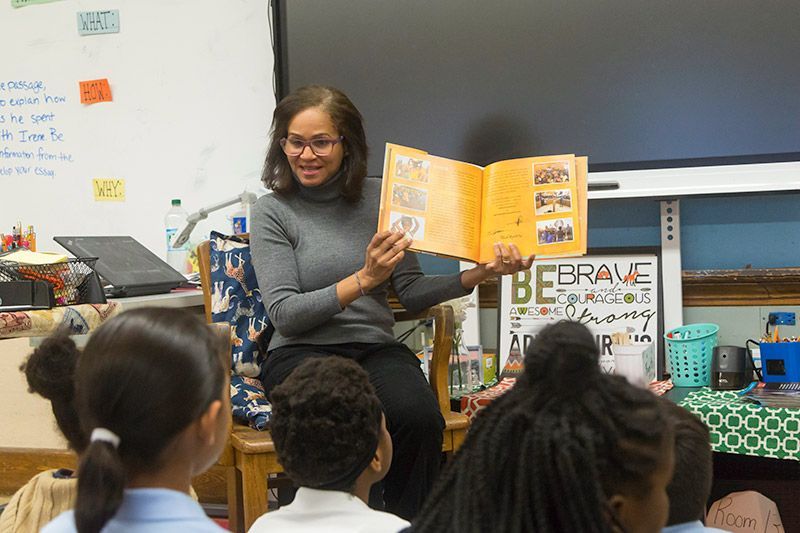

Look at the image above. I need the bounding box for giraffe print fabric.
[210,231,272,430]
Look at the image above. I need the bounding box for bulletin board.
[0,0,274,258]
[498,248,664,378]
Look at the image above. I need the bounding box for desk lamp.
[172,191,257,248]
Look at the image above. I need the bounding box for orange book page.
[537,156,588,258]
[378,143,483,262]
[479,155,584,262]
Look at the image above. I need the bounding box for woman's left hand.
[460,243,535,290]
[485,242,534,276]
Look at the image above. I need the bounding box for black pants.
[263,342,445,521]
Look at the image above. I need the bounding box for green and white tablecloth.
[679,388,800,461]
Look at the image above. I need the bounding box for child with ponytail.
[42,307,230,533]
[412,320,675,533]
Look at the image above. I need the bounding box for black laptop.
[54,236,186,298]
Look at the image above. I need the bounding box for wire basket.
[0,257,99,306]
[664,323,719,386]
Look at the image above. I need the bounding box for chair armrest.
[426,304,455,415]
[198,240,212,324]
[208,321,235,465]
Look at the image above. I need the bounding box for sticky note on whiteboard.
[77,10,120,35]
[11,0,64,8]
[79,79,112,105]
[93,178,125,202]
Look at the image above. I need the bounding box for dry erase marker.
[27,225,36,251]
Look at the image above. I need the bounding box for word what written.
[77,10,120,36]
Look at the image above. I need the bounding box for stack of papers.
[742,383,800,409]
[0,250,68,265]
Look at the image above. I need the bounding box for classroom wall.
[0,338,67,449]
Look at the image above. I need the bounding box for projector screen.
[274,0,800,181]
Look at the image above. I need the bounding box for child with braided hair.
[661,402,727,532]
[412,320,675,533]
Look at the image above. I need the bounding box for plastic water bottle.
[164,198,189,274]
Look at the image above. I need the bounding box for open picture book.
[377,143,588,263]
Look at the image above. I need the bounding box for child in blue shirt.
[42,307,230,533]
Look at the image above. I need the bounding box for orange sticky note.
[79,78,112,104]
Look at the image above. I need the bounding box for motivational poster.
[498,250,662,376]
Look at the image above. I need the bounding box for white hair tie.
[90,427,121,449]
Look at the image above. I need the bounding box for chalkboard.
[0,0,274,258]
[276,1,800,196]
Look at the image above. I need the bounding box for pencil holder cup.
[664,323,719,386]
[612,342,655,387]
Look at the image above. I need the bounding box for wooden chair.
[198,237,469,532]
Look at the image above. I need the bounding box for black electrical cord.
[745,338,763,381]
[396,319,429,344]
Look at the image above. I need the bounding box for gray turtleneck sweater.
[251,175,470,350]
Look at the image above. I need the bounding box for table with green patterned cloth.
[679,387,800,461]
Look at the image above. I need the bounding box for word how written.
[79,79,112,105]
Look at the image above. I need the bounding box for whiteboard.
[0,0,274,259]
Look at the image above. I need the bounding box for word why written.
[93,179,125,201]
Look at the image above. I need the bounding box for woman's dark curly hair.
[261,85,368,203]
[413,320,673,533]
[269,356,383,492]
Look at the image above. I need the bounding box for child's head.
[21,333,88,454]
[415,320,674,533]
[661,401,713,525]
[269,356,390,494]
[70,308,229,533]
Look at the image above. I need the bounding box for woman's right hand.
[358,230,412,291]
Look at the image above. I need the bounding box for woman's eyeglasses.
[280,136,344,157]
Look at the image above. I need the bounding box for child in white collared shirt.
[248,356,409,533]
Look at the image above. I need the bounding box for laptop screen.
[53,236,185,293]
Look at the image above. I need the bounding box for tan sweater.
[0,469,77,533]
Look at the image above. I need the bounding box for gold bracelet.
[354,272,367,296]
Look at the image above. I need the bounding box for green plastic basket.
[664,323,719,386]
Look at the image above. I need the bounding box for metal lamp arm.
[172,191,257,247]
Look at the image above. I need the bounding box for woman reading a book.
[250,85,533,520]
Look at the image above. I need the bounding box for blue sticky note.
[76,10,120,36]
